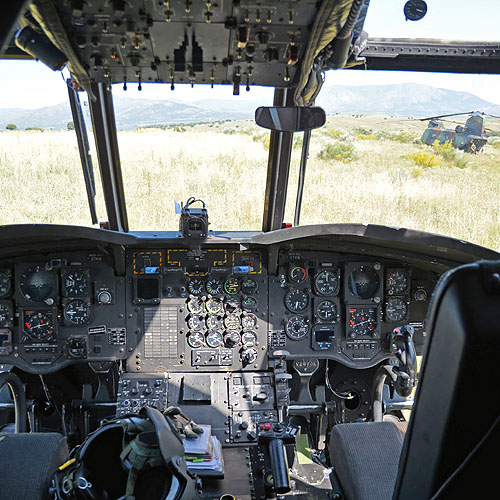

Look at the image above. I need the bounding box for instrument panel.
[0,244,437,374]
[125,248,269,373]
[268,250,435,367]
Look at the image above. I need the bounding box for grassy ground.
[0,114,499,251]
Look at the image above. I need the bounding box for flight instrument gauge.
[188,315,205,331]
[316,300,338,322]
[206,315,223,331]
[188,297,205,314]
[224,330,240,348]
[242,296,258,311]
[314,269,339,296]
[224,313,240,330]
[206,330,224,348]
[0,270,12,298]
[386,270,409,296]
[347,307,378,337]
[285,316,310,340]
[23,310,56,341]
[224,278,240,295]
[289,265,307,284]
[19,266,57,303]
[284,288,309,313]
[64,300,91,326]
[242,313,258,330]
[205,297,223,315]
[206,278,223,296]
[241,278,258,294]
[62,269,89,297]
[241,330,257,346]
[404,0,427,21]
[385,298,409,323]
[187,331,205,348]
[187,278,204,296]
[348,265,380,300]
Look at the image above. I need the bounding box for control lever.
[391,325,417,397]
[258,423,299,495]
[372,325,416,421]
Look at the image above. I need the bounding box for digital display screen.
[233,266,250,273]
[145,266,159,274]
[315,330,334,342]
[135,277,161,300]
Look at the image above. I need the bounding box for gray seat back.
[394,261,500,499]
[0,432,68,499]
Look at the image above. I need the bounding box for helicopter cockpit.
[1,1,500,499]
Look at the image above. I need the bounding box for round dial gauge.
[224,298,240,313]
[242,347,258,364]
[23,310,55,340]
[385,298,409,323]
[241,330,257,346]
[205,297,223,315]
[348,266,380,300]
[64,300,91,326]
[404,0,427,21]
[242,296,258,311]
[284,288,309,313]
[316,300,338,322]
[187,331,205,348]
[206,315,224,331]
[187,278,204,296]
[19,266,57,302]
[386,271,409,296]
[289,265,307,284]
[285,315,310,340]
[0,303,12,327]
[224,330,240,348]
[206,330,224,348]
[63,270,89,297]
[188,315,205,331]
[242,313,258,330]
[314,270,339,296]
[187,297,204,314]
[224,278,240,295]
[0,270,12,298]
[241,278,258,294]
[348,307,378,337]
[206,278,223,296]
[224,313,240,330]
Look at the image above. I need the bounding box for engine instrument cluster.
[125,248,269,373]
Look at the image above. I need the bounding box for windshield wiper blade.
[67,78,98,225]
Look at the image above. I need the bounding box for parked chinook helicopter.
[1,1,500,500]
[420,111,490,153]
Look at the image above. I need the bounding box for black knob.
[239,421,248,430]
[247,431,257,441]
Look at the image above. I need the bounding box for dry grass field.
[1,114,500,251]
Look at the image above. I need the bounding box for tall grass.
[0,118,499,251]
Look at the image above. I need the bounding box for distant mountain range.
[1,83,499,130]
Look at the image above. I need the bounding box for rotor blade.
[417,111,479,121]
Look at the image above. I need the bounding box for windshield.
[1,0,499,250]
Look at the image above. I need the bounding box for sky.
[0,0,499,108]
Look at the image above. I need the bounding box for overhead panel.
[51,0,318,90]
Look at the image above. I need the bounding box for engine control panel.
[125,248,269,373]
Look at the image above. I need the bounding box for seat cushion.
[0,433,68,500]
[329,422,405,500]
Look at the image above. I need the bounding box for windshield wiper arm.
[67,78,98,225]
